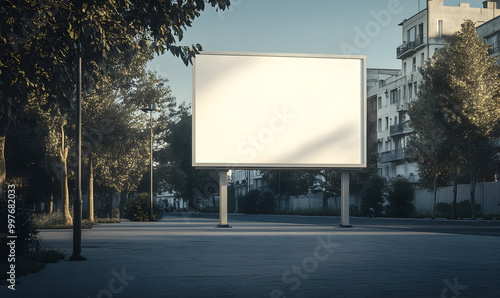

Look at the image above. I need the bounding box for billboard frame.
[192,51,367,170]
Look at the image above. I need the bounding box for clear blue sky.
[147,0,483,105]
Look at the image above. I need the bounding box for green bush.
[360,174,386,217]
[258,189,276,214]
[124,193,163,221]
[33,210,94,229]
[435,202,452,218]
[456,200,481,219]
[385,178,415,218]
[243,189,261,214]
[0,196,38,255]
[0,238,65,280]
[349,204,361,216]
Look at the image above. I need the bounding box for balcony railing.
[487,42,499,55]
[396,102,409,112]
[379,148,408,163]
[390,121,413,137]
[397,35,425,59]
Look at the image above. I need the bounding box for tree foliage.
[385,178,415,218]
[360,174,386,217]
[261,170,319,198]
[155,104,217,210]
[0,0,231,195]
[408,20,500,219]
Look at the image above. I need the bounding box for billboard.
[193,52,366,169]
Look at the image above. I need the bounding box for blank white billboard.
[193,52,366,169]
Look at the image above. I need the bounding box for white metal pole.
[217,170,231,228]
[340,171,352,227]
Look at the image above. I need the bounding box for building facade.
[370,0,500,182]
[231,170,265,197]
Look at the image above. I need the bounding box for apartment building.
[370,0,500,182]
[477,15,500,59]
[231,170,265,197]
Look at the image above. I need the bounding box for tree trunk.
[432,172,438,219]
[46,177,54,214]
[49,191,54,214]
[88,153,94,222]
[60,122,72,225]
[470,178,477,220]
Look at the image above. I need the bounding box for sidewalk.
[2,214,499,297]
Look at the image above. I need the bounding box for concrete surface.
[2,213,499,298]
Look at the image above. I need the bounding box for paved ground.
[2,213,499,298]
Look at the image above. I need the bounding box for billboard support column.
[217,170,231,228]
[340,171,353,228]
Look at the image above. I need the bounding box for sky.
[147,0,484,106]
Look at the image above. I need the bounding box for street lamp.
[141,103,161,221]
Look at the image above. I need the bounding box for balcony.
[396,102,409,112]
[488,42,499,55]
[379,148,409,163]
[397,35,426,59]
[390,121,413,137]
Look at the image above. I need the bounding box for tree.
[261,170,319,198]
[0,0,231,195]
[409,20,500,219]
[155,104,217,210]
[386,178,415,218]
[360,174,385,217]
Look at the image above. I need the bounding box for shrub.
[0,196,38,255]
[258,189,276,214]
[349,204,361,216]
[243,190,261,214]
[360,174,386,217]
[456,200,482,219]
[124,193,163,221]
[385,178,415,218]
[435,202,452,218]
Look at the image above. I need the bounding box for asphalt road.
[3,212,499,298]
[184,212,500,237]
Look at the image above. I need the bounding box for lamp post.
[141,103,161,221]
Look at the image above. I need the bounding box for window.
[408,83,413,98]
[408,26,416,43]
[378,118,382,132]
[378,97,382,109]
[412,57,417,73]
[403,62,407,75]
[414,82,418,96]
[421,53,425,67]
[403,85,407,99]
[390,89,398,104]
[438,20,443,37]
[385,117,389,131]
